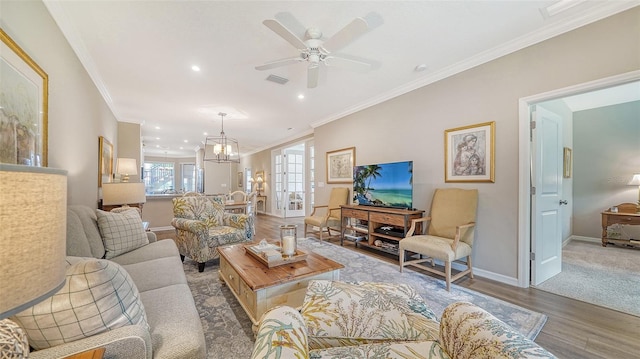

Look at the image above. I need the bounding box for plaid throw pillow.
[96,209,148,259]
[12,258,149,350]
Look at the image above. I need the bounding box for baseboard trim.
[443,260,520,287]
[568,235,601,244]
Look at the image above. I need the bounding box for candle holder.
[279,224,297,258]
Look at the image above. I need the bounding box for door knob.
[559,200,568,205]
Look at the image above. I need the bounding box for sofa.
[171,194,254,272]
[11,205,206,359]
[251,280,556,359]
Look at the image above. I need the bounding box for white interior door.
[531,105,563,285]
[285,149,305,217]
[271,146,305,218]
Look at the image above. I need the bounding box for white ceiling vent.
[266,74,289,85]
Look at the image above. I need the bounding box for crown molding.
[311,2,639,129]
[43,0,118,118]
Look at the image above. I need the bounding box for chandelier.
[203,112,240,163]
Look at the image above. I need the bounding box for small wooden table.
[601,209,640,247]
[217,241,343,325]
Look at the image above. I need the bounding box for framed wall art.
[98,136,113,187]
[326,147,355,183]
[563,147,572,178]
[444,121,495,183]
[0,28,49,166]
[237,171,243,188]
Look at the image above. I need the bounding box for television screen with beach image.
[353,160,413,209]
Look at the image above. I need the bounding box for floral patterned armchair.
[171,195,253,272]
[251,280,556,359]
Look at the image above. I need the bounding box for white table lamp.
[116,158,138,182]
[0,164,68,355]
[103,182,147,207]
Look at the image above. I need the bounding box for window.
[143,161,175,194]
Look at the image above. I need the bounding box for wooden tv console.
[340,204,424,257]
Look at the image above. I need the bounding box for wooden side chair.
[399,188,478,291]
[304,187,349,241]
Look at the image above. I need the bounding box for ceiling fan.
[255,13,380,88]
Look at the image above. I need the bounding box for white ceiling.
[44,1,639,158]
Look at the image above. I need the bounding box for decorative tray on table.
[244,241,308,268]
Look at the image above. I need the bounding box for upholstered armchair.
[399,188,478,291]
[171,195,253,272]
[304,187,349,240]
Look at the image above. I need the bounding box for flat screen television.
[353,160,413,209]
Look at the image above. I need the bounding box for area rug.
[184,238,548,359]
[535,239,640,317]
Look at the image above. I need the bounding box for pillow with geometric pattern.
[12,258,149,350]
[96,209,148,259]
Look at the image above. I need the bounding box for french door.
[272,146,305,217]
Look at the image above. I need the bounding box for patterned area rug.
[183,238,547,359]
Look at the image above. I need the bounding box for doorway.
[518,70,640,288]
[272,143,306,218]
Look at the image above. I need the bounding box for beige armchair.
[399,188,478,291]
[304,187,349,240]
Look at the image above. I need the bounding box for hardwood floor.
[156,214,640,359]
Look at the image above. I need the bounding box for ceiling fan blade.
[307,64,319,89]
[274,12,307,41]
[262,19,307,50]
[324,55,373,72]
[255,57,303,71]
[322,17,369,53]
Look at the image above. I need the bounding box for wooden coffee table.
[217,241,344,325]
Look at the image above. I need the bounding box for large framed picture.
[444,121,495,183]
[326,147,355,183]
[0,28,49,166]
[98,136,113,187]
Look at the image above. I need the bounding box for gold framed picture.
[98,136,113,187]
[326,147,355,183]
[445,121,495,183]
[238,171,243,187]
[563,147,572,178]
[0,28,49,166]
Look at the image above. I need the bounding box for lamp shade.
[116,158,138,182]
[0,164,67,319]
[628,173,640,186]
[102,182,147,205]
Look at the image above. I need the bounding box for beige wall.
[1,0,119,208]
[117,122,142,183]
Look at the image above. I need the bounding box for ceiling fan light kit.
[203,112,240,163]
[255,14,379,88]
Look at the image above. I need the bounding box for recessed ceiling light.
[155,126,161,130]
[297,94,305,99]
[156,137,160,140]
[203,132,208,136]
[180,147,184,150]
[184,140,188,143]
[192,65,201,72]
